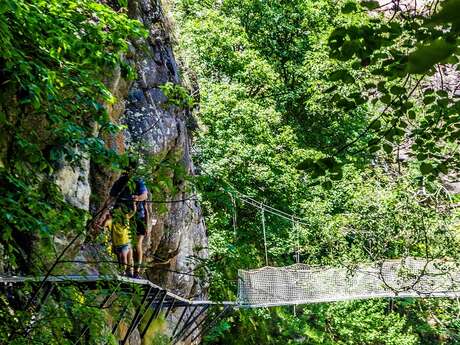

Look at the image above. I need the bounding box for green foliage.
[160,82,195,109]
[174,0,460,343]
[407,39,456,74]
[326,0,460,179]
[321,300,418,345]
[0,0,147,343]
[139,310,169,344]
[215,300,426,345]
[0,0,145,270]
[1,282,133,345]
[1,0,459,343]
[361,1,380,10]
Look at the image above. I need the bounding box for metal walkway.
[3,258,459,344]
[0,274,236,345]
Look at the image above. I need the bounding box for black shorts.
[135,217,147,236]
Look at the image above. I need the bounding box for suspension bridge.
[2,179,459,344]
[2,255,459,344]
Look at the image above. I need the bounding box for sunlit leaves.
[407,39,456,74]
[0,2,148,342]
[325,0,460,181]
[175,1,460,344]
[430,0,460,29]
[159,82,195,109]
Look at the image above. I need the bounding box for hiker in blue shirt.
[109,171,150,279]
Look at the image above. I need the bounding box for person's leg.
[134,217,146,276]
[127,246,134,277]
[115,248,123,269]
[134,235,144,276]
[120,247,128,274]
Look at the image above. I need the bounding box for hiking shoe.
[133,273,142,279]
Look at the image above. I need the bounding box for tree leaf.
[322,180,333,190]
[380,94,392,104]
[437,162,448,174]
[420,162,434,175]
[423,96,435,105]
[370,119,381,130]
[361,1,380,10]
[407,39,456,74]
[382,143,393,153]
[390,85,405,95]
[342,2,358,14]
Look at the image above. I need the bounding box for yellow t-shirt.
[107,218,131,247]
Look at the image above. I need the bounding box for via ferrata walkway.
[0,274,235,345]
[2,257,460,344]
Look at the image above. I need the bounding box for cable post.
[293,216,299,264]
[262,207,268,266]
[230,192,237,237]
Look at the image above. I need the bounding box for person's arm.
[127,202,137,219]
[133,192,148,202]
[95,209,111,229]
[102,217,112,232]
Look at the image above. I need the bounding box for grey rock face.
[56,1,208,342]
[120,1,208,343]
[125,0,208,300]
[54,155,91,210]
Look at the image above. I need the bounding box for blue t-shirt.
[136,179,147,219]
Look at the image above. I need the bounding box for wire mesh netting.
[238,258,460,306]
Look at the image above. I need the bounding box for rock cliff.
[54,0,208,343]
[124,0,208,300]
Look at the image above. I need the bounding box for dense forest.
[173,0,460,343]
[1,0,460,344]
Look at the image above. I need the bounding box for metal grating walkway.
[0,274,235,345]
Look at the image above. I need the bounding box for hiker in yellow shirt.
[104,203,136,277]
